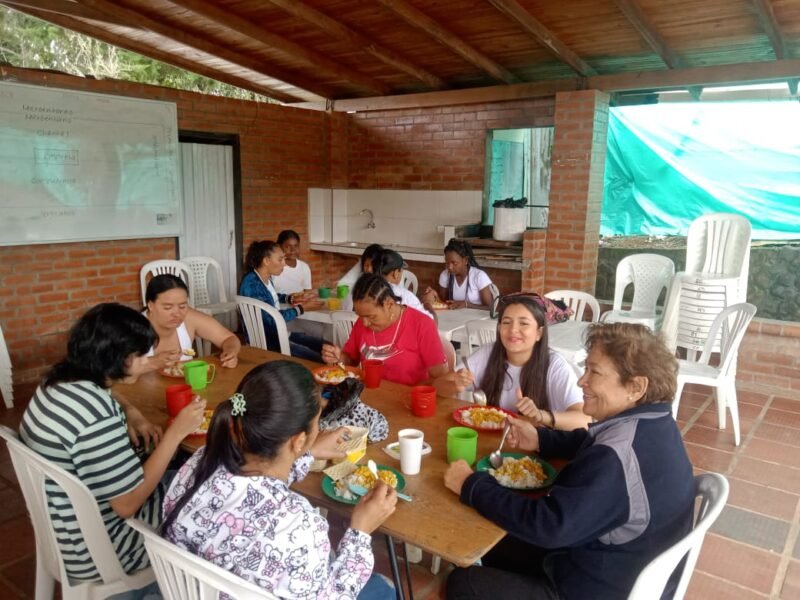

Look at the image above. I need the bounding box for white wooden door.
[178,143,237,301]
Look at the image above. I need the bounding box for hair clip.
[230,393,247,417]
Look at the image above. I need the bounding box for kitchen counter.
[310,241,523,270]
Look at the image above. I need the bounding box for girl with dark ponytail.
[162,360,397,599]
[422,238,495,309]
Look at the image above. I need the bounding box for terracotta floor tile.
[685,571,768,600]
[762,408,800,429]
[0,460,18,490]
[0,487,27,525]
[685,443,735,474]
[0,555,36,598]
[0,517,34,565]
[744,438,800,469]
[781,559,800,599]
[726,476,799,521]
[752,422,800,447]
[0,576,25,599]
[771,396,800,414]
[692,409,756,438]
[733,457,800,494]
[684,424,740,452]
[695,533,781,594]
[737,390,771,407]
[711,506,789,552]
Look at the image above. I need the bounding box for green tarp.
[603,102,800,240]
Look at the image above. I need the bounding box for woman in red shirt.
[322,274,449,386]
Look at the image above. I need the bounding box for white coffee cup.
[398,428,424,475]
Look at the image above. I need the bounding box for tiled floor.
[1,382,799,599]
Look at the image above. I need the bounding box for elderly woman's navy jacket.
[460,402,695,600]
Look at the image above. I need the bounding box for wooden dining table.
[114,346,510,598]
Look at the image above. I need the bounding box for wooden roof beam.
[376,0,520,84]
[264,0,447,90]
[76,0,335,100]
[488,0,595,77]
[4,5,303,102]
[751,0,787,59]
[166,0,390,96]
[610,1,702,101]
[2,0,127,26]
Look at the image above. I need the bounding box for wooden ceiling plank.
[166,0,389,96]
[291,78,581,112]
[264,0,447,90]
[75,0,336,99]
[2,0,127,27]
[611,0,682,68]
[751,0,787,60]
[376,0,520,84]
[488,0,595,77]
[4,5,302,102]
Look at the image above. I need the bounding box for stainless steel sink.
[338,241,367,248]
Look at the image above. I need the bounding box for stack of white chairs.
[139,260,195,307]
[0,322,13,408]
[601,254,675,331]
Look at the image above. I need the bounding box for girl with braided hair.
[422,238,495,309]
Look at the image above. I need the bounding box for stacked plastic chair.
[601,254,675,331]
[0,322,12,408]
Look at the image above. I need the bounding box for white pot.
[493,208,528,241]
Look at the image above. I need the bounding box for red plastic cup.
[410,385,437,418]
[166,383,193,417]
[362,359,384,389]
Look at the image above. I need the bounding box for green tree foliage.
[0,6,271,102]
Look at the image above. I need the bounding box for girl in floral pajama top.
[161,361,397,599]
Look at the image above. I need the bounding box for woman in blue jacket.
[239,240,326,361]
[444,322,695,600]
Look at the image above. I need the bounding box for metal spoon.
[461,357,487,406]
[489,423,512,468]
[348,482,413,502]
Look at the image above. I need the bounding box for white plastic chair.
[0,425,155,600]
[402,270,419,295]
[601,254,675,331]
[127,519,277,600]
[0,322,13,408]
[235,296,291,356]
[465,319,498,354]
[628,473,730,600]
[545,290,600,322]
[180,256,238,320]
[685,213,751,282]
[672,302,756,446]
[330,310,357,347]
[439,331,457,370]
[139,260,194,307]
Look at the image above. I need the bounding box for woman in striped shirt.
[20,303,206,588]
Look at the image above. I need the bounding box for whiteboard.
[0,81,181,245]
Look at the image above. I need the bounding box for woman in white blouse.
[272,229,313,296]
[422,238,494,309]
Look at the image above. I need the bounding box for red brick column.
[521,229,547,292]
[543,90,610,293]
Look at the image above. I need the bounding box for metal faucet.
[360,209,376,229]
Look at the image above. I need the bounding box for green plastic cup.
[447,426,478,465]
[183,360,215,390]
[318,287,331,299]
[337,284,349,299]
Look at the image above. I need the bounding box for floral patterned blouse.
[163,449,374,599]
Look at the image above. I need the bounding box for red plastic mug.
[410,385,437,418]
[165,383,193,417]
[362,359,384,389]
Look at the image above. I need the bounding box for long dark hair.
[145,274,189,305]
[445,238,480,300]
[44,303,157,389]
[361,244,384,271]
[480,296,551,410]
[352,273,399,306]
[243,240,279,273]
[161,361,321,534]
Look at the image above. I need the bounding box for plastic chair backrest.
[686,213,751,278]
[613,254,675,313]
[693,302,756,374]
[140,260,194,307]
[544,290,600,322]
[628,473,729,600]
[180,256,228,306]
[465,319,498,354]
[331,310,357,347]
[439,332,457,370]
[127,519,277,600]
[488,283,501,303]
[235,296,290,356]
[402,270,419,295]
[0,323,12,408]
[0,425,154,598]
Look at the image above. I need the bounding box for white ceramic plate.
[382,441,432,461]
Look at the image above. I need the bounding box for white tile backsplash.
[308,188,482,248]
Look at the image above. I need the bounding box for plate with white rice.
[476,453,557,490]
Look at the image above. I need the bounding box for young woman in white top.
[423,238,494,309]
[434,295,591,430]
[272,229,313,296]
